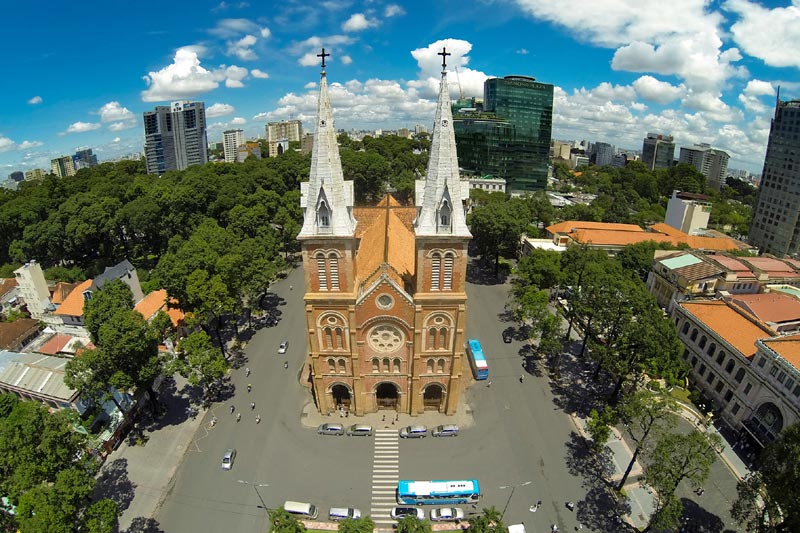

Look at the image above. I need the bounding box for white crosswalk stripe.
[370,429,399,528]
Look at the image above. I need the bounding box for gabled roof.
[762,335,800,371]
[740,257,800,278]
[354,196,416,286]
[658,252,725,281]
[134,289,185,327]
[547,220,644,234]
[92,259,135,291]
[51,281,78,305]
[0,352,78,402]
[730,293,800,324]
[54,279,93,317]
[0,278,17,299]
[680,300,776,359]
[0,319,40,350]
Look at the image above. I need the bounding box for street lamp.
[237,479,270,515]
[499,481,531,520]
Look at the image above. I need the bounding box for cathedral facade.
[298,50,471,416]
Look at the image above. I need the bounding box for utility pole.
[499,481,531,520]
[238,480,270,515]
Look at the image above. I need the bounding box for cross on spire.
[317,47,330,69]
[438,47,451,70]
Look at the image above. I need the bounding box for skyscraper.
[73,148,98,170]
[223,129,244,163]
[143,101,208,175]
[679,143,730,191]
[50,155,76,177]
[453,75,554,192]
[592,142,615,167]
[749,98,800,256]
[641,132,675,171]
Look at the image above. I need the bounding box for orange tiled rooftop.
[681,300,775,359]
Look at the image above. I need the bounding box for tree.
[586,407,616,451]
[83,278,135,344]
[15,468,105,533]
[731,422,800,532]
[82,498,120,533]
[615,240,670,282]
[338,516,375,533]
[469,201,526,276]
[642,431,723,532]
[467,506,505,533]
[0,392,19,418]
[615,390,678,490]
[269,507,306,533]
[513,249,562,294]
[169,331,229,394]
[396,515,432,533]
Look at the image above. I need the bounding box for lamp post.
[499,481,531,520]
[237,480,269,515]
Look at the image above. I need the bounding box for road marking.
[371,429,399,521]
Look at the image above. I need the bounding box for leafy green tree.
[642,431,723,532]
[396,514,433,533]
[0,393,19,418]
[84,278,135,344]
[615,390,678,490]
[82,498,120,533]
[467,506,505,533]
[513,249,562,294]
[586,406,616,451]
[731,422,800,532]
[269,507,306,533]
[1,308,29,322]
[615,240,670,282]
[341,150,391,204]
[469,201,526,275]
[149,309,175,342]
[169,331,229,393]
[338,516,375,533]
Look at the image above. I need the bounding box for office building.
[679,144,730,191]
[453,75,554,192]
[73,149,98,170]
[665,191,712,235]
[8,171,23,182]
[266,119,302,144]
[641,132,675,171]
[143,100,208,175]
[749,98,800,257]
[223,129,244,163]
[592,142,615,167]
[50,156,76,178]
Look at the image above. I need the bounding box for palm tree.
[468,506,507,533]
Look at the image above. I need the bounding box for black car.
[502,328,513,343]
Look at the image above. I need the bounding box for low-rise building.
[0,319,42,351]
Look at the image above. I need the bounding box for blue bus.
[466,339,489,380]
[397,479,481,505]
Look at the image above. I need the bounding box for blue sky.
[1,0,798,175]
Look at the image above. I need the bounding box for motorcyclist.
[236,413,241,422]
[247,383,252,393]
[255,414,261,424]
[284,361,288,369]
[250,401,255,410]
[245,367,250,377]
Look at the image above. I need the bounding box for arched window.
[329,253,339,290]
[393,359,401,373]
[725,360,735,374]
[716,351,726,365]
[690,329,698,341]
[437,359,445,373]
[383,358,390,373]
[699,336,707,349]
[427,359,434,373]
[443,253,454,290]
[428,327,437,349]
[324,328,333,349]
[735,368,746,383]
[327,358,336,372]
[707,343,716,357]
[317,253,328,290]
[335,328,343,350]
[318,200,330,228]
[682,322,690,334]
[431,253,441,291]
[372,358,379,372]
[439,327,448,350]
[338,359,346,373]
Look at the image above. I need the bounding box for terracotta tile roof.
[54,279,93,317]
[0,319,41,350]
[650,223,746,252]
[354,197,417,285]
[37,334,72,355]
[730,293,800,324]
[134,289,185,327]
[50,282,78,305]
[680,300,775,359]
[709,255,755,276]
[386,209,416,279]
[0,278,17,299]
[547,220,644,235]
[740,257,800,278]
[573,229,674,247]
[673,260,725,281]
[762,334,800,371]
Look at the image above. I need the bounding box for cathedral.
[298,49,471,416]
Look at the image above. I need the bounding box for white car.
[430,508,465,521]
[391,507,425,520]
[278,341,289,354]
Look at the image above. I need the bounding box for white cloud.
[385,4,405,17]
[304,82,317,89]
[209,18,264,38]
[18,140,43,150]
[207,103,236,117]
[223,65,249,88]
[108,121,137,132]
[66,121,102,133]
[632,75,685,104]
[260,27,271,38]
[681,91,744,122]
[725,0,800,68]
[341,55,352,65]
[290,35,356,66]
[0,137,44,152]
[738,79,775,113]
[299,53,320,67]
[231,117,247,124]
[409,39,488,98]
[28,96,42,105]
[112,137,121,143]
[251,68,269,79]
[516,48,529,55]
[227,34,258,61]
[141,47,220,101]
[0,137,16,152]
[98,101,135,122]
[342,13,377,32]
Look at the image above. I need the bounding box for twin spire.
[299,47,469,240]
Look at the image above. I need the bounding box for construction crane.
[455,66,464,100]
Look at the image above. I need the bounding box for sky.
[1,0,799,176]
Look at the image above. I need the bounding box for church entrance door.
[376,382,399,410]
[423,384,444,411]
[331,384,351,409]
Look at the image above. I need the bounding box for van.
[508,524,526,533]
[432,424,459,437]
[346,424,373,436]
[329,507,361,521]
[284,500,319,519]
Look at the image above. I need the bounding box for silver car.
[430,508,465,521]
[278,341,289,354]
[221,448,236,471]
[432,424,459,437]
[399,425,428,438]
[391,507,425,520]
[317,423,345,436]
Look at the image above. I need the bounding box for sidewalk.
[94,375,207,532]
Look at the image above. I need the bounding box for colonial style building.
[299,50,471,416]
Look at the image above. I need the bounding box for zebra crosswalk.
[370,429,399,528]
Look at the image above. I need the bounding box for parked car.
[347,424,373,436]
[221,448,236,471]
[317,423,345,436]
[399,425,428,438]
[432,424,459,437]
[430,508,465,521]
[329,507,361,521]
[391,507,425,520]
[278,341,289,354]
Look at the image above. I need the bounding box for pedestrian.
[566,501,575,511]
[230,405,235,414]
[487,380,492,388]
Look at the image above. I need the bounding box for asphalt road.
[154,262,622,532]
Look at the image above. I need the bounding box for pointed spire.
[415,53,470,237]
[299,51,355,238]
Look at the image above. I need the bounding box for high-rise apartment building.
[592,142,615,166]
[749,98,800,256]
[453,75,554,192]
[143,101,208,175]
[24,169,46,181]
[50,155,76,178]
[266,119,302,143]
[223,129,244,163]
[679,143,730,191]
[237,141,262,162]
[73,149,98,170]
[641,132,675,171]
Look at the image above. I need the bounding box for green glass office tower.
[453,75,554,192]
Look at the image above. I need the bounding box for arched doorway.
[423,384,445,411]
[376,382,399,410]
[331,384,351,410]
[749,402,784,444]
